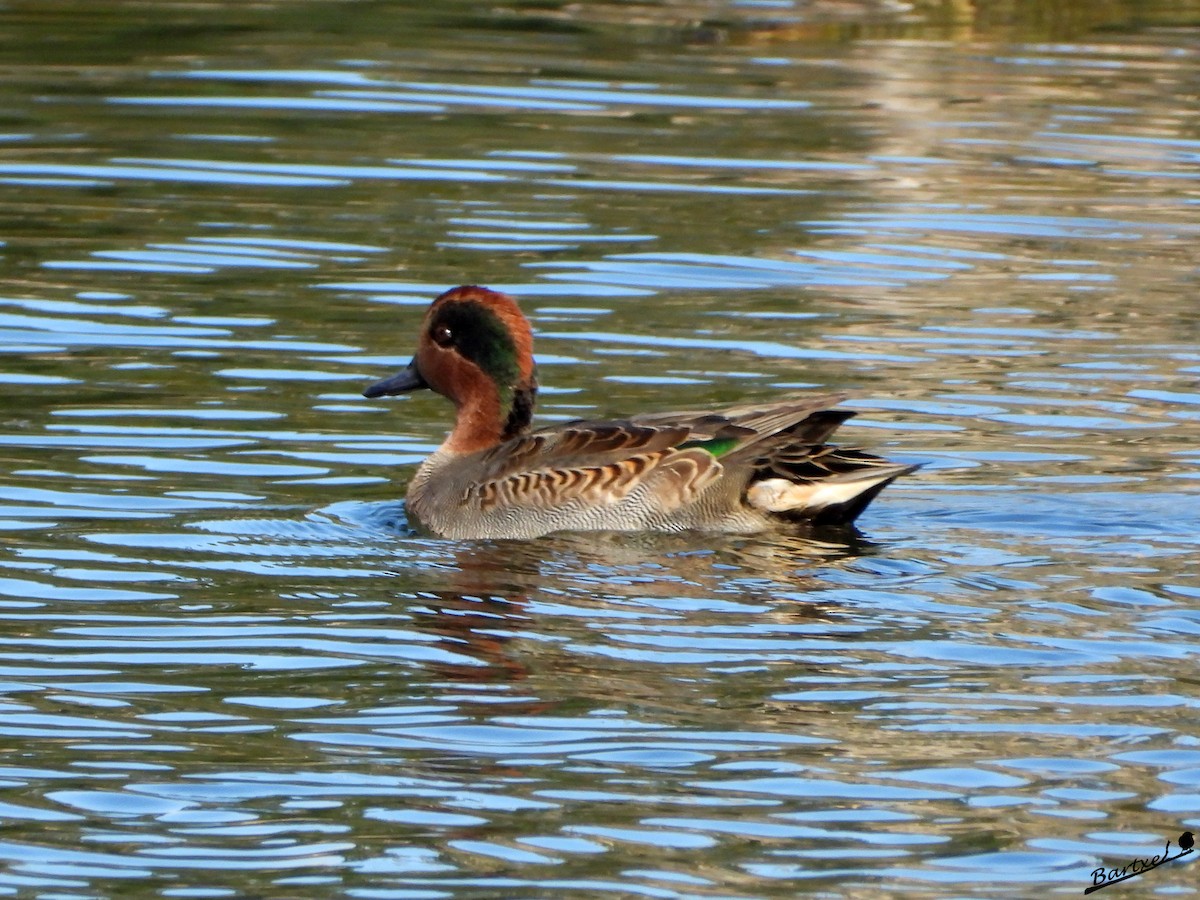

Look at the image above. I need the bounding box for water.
[1,1,1199,897]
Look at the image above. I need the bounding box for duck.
[363,285,917,540]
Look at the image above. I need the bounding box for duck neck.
[444,377,537,455]
[502,379,536,439]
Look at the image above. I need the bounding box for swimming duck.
[363,285,916,540]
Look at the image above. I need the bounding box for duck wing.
[640,393,916,526]
[464,393,887,518]
[466,420,724,513]
[631,393,851,444]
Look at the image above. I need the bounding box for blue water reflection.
[0,2,1198,898]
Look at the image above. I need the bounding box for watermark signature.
[1084,831,1194,894]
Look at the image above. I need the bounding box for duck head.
[363,286,538,454]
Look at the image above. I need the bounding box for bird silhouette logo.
[1085,829,1196,893]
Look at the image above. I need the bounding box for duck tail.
[745,454,919,526]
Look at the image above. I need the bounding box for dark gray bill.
[362,362,428,398]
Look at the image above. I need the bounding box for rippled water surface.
[2,1,1199,896]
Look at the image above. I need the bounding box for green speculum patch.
[681,436,741,458]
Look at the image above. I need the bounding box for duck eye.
[431,324,454,347]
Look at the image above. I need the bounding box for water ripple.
[0,10,1197,900]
